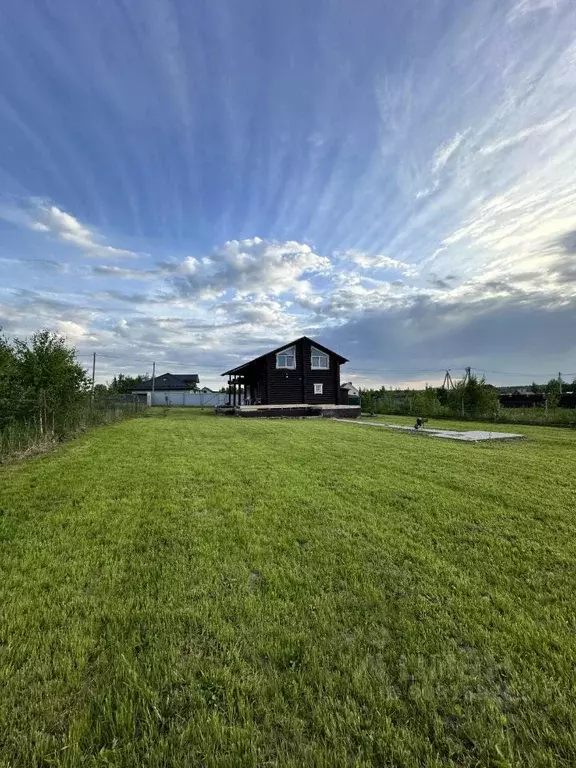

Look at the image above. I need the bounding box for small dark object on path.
[414,417,428,430]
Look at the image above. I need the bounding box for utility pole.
[559,372,562,395]
[442,370,454,390]
[152,361,156,401]
[460,367,471,419]
[91,352,96,402]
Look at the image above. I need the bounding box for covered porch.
[223,359,266,406]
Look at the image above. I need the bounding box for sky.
[1,0,576,390]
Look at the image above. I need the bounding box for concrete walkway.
[334,419,524,442]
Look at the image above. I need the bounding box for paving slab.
[334,420,524,442]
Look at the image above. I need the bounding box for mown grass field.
[1,409,576,767]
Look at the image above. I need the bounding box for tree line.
[94,373,149,397]
[360,374,576,420]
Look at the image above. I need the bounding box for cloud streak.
[1,199,141,259]
[431,131,468,174]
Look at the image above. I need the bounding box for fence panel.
[150,392,229,407]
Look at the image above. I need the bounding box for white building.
[341,381,360,398]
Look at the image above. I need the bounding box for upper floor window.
[276,346,296,369]
[311,346,329,369]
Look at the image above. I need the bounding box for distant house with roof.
[131,372,199,402]
[340,381,360,398]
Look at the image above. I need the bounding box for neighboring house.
[198,386,215,393]
[131,372,199,401]
[498,386,531,395]
[341,381,359,398]
[172,373,200,389]
[222,336,349,406]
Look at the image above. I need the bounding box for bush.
[0,328,146,462]
[447,375,500,419]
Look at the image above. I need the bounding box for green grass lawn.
[1,409,576,767]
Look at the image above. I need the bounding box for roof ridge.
[222,336,348,376]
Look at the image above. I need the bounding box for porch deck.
[215,403,361,419]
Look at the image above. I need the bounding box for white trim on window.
[311,346,329,370]
[276,345,296,369]
[313,383,323,395]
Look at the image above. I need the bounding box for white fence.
[149,391,230,407]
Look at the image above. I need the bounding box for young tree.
[13,329,89,432]
[447,374,499,418]
[545,378,562,409]
[109,373,147,394]
[0,330,18,427]
[412,386,443,416]
[436,386,448,405]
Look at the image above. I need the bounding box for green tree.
[412,386,443,416]
[13,329,89,433]
[109,373,147,394]
[0,330,19,427]
[531,381,544,394]
[447,374,499,418]
[436,386,448,405]
[545,378,562,409]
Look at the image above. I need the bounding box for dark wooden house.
[222,337,349,407]
[132,373,199,394]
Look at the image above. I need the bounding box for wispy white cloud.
[508,0,566,23]
[479,112,572,155]
[0,199,141,259]
[340,250,418,276]
[92,265,159,279]
[431,131,468,174]
[32,203,140,259]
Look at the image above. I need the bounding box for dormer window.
[311,346,329,369]
[276,345,296,369]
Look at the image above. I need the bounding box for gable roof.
[178,373,200,385]
[222,336,348,376]
[132,372,199,391]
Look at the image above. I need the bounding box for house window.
[311,346,329,369]
[276,346,296,369]
[314,383,323,395]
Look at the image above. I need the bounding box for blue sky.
[1,0,575,388]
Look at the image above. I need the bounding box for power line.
[472,367,574,379]
[80,354,456,376]
[77,351,576,381]
[77,352,226,370]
